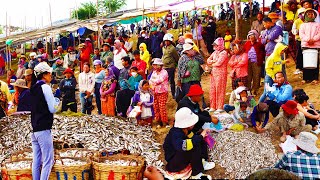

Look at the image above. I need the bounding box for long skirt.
[101,96,115,116]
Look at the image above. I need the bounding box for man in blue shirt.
[275,132,320,179]
[262,71,292,117]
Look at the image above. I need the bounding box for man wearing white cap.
[177,43,204,97]
[113,40,127,69]
[30,62,57,180]
[275,132,320,179]
[163,107,215,179]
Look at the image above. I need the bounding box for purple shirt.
[248,46,257,63]
[261,25,283,56]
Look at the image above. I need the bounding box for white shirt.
[78,71,95,93]
[124,41,133,52]
[113,48,127,69]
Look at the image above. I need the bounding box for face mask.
[209,20,213,22]
[141,34,146,38]
[131,72,137,77]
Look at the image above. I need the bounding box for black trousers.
[165,68,176,98]
[266,100,285,117]
[166,140,207,176]
[61,99,77,112]
[296,41,303,70]
[306,109,319,127]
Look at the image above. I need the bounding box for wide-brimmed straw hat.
[293,132,320,154]
[10,79,28,89]
[174,107,199,128]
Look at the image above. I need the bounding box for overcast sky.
[0,0,176,28]
[0,0,270,28]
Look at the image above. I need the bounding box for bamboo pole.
[96,0,100,49]
[234,0,239,40]
[49,2,54,55]
[194,0,199,47]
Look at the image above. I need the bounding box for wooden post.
[194,0,199,47]
[263,0,265,15]
[96,0,100,49]
[234,0,239,40]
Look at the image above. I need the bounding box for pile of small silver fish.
[59,149,95,158]
[209,130,279,179]
[103,159,139,166]
[5,160,32,170]
[0,115,163,168]
[55,158,87,166]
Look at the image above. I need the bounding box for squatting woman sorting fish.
[30,62,57,180]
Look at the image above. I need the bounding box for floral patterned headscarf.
[213,37,225,52]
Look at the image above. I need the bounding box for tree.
[72,2,97,20]
[103,0,126,15]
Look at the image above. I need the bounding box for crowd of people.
[0,0,319,179]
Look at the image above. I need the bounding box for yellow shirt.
[292,18,304,41]
[224,35,232,50]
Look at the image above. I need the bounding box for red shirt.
[131,59,147,79]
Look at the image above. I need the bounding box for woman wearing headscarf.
[149,58,169,127]
[93,60,105,115]
[116,80,135,117]
[100,68,117,116]
[244,30,266,95]
[130,80,154,126]
[207,38,228,112]
[228,40,249,90]
[139,43,151,70]
[299,8,320,84]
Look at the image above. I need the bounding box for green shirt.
[182,60,201,83]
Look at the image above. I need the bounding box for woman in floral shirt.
[149,58,169,127]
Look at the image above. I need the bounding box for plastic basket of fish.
[57,148,98,159]
[53,157,91,180]
[1,159,32,180]
[92,154,145,180]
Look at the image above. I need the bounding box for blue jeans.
[80,92,93,114]
[31,130,54,180]
[259,75,274,103]
[94,83,102,114]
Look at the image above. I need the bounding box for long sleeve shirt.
[78,71,95,94]
[261,25,283,55]
[42,84,57,114]
[149,69,169,94]
[267,83,293,103]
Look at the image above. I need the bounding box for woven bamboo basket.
[1,158,32,180]
[53,157,91,180]
[92,154,145,180]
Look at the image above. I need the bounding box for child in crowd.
[128,66,143,91]
[116,80,135,117]
[130,80,154,126]
[59,68,77,112]
[250,102,270,131]
[232,86,256,125]
[224,30,232,54]
[100,68,117,116]
[233,102,252,125]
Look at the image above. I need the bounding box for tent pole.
[234,0,239,39]
[194,0,199,47]
[263,0,265,15]
[96,0,100,49]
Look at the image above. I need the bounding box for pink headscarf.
[213,37,225,51]
[247,30,259,41]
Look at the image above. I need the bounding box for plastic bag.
[128,106,142,118]
[204,133,216,149]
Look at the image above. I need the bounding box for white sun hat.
[181,43,194,54]
[292,132,320,154]
[174,107,199,128]
[34,62,53,76]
